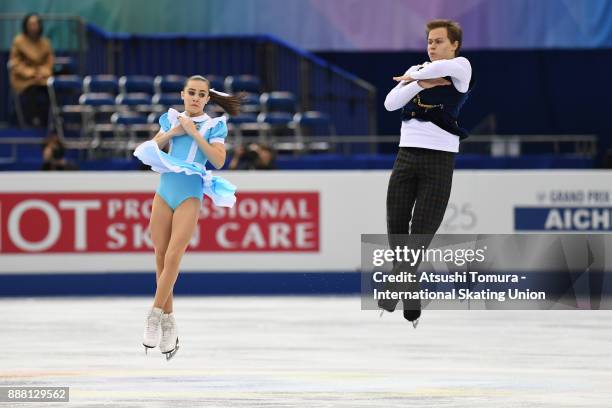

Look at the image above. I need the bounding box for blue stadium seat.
[115,93,154,113]
[293,111,334,135]
[47,75,86,140]
[293,111,335,151]
[240,92,262,113]
[257,111,294,125]
[154,75,187,94]
[257,111,297,149]
[225,75,261,94]
[260,91,297,113]
[116,93,153,105]
[83,75,119,95]
[119,75,155,95]
[112,112,150,125]
[79,93,117,142]
[227,112,262,144]
[111,112,159,155]
[228,112,259,125]
[47,75,82,103]
[152,93,183,110]
[79,92,116,107]
[258,92,300,151]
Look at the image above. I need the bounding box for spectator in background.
[41,133,77,170]
[9,13,55,128]
[229,143,277,170]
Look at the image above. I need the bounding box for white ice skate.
[159,313,179,361]
[142,307,163,353]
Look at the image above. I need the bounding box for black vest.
[401,75,474,140]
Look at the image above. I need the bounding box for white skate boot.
[159,313,179,360]
[142,307,163,353]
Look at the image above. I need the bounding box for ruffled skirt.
[133,140,236,207]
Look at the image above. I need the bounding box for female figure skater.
[381,20,474,326]
[134,75,242,359]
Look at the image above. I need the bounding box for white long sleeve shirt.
[384,56,472,153]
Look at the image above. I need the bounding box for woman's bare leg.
[153,197,200,309]
[149,194,174,313]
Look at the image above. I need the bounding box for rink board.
[1,170,612,295]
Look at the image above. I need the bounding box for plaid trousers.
[381,147,455,316]
[386,147,455,237]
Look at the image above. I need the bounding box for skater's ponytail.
[184,75,243,116]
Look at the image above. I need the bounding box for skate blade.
[412,319,419,329]
[162,338,179,361]
[143,344,155,355]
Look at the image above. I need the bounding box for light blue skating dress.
[133,108,236,210]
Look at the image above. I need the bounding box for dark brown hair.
[184,75,243,116]
[426,19,462,56]
[22,13,43,39]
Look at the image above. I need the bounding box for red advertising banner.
[0,192,319,253]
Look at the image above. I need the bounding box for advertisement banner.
[0,192,319,253]
[2,170,612,274]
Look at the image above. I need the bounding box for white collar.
[168,108,210,123]
[179,111,210,123]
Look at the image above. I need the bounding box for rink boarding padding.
[2,170,612,295]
